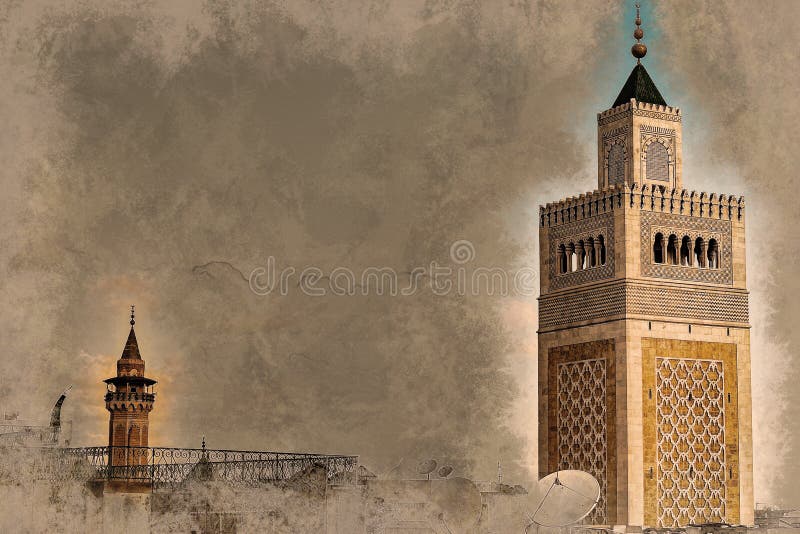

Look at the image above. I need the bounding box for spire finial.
[202,435,206,451]
[631,2,647,64]
[130,305,135,327]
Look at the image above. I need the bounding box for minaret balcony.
[104,391,156,405]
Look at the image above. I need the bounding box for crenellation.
[598,101,632,121]
[598,99,681,129]
[631,99,680,115]
[541,183,745,228]
[542,184,624,227]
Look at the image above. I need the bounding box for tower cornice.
[598,99,681,126]
[539,183,745,229]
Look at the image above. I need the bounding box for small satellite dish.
[418,459,438,475]
[437,466,454,478]
[528,470,600,528]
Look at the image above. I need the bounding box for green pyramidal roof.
[613,63,666,108]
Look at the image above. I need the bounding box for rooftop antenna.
[632,2,647,64]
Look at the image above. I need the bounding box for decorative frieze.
[603,125,630,139]
[597,100,681,127]
[640,125,676,136]
[538,281,749,329]
[633,108,682,122]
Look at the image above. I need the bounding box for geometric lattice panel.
[608,144,626,185]
[655,358,726,527]
[557,358,608,524]
[646,141,670,182]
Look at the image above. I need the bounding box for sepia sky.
[0,0,797,506]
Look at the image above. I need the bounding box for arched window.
[568,242,577,272]
[608,144,625,185]
[598,235,606,265]
[708,238,719,269]
[680,236,691,266]
[653,232,664,264]
[646,141,670,182]
[587,237,596,267]
[667,235,679,265]
[558,244,567,274]
[694,237,706,268]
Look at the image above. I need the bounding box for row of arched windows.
[557,236,607,274]
[653,233,719,269]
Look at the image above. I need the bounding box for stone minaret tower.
[537,6,753,528]
[104,306,157,464]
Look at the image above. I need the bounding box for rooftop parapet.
[540,182,745,228]
[597,99,681,124]
[539,183,625,228]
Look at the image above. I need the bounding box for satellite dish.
[528,470,600,528]
[437,466,454,478]
[418,459,438,475]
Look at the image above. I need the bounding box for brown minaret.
[104,306,156,466]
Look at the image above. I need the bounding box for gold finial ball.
[632,43,647,59]
[634,28,644,40]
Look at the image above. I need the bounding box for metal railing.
[104,391,156,403]
[36,446,359,490]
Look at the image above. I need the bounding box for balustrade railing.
[32,446,358,490]
[104,391,156,403]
